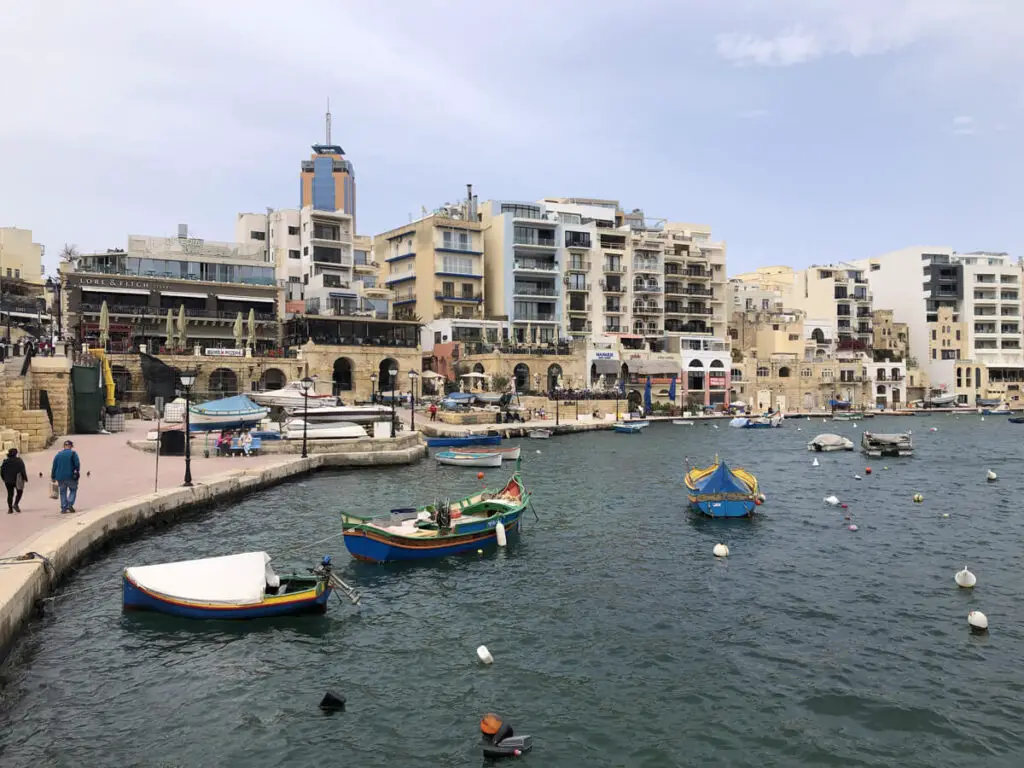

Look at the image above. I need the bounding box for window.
[250,230,266,241]
[442,281,455,296]
[932,349,937,359]
[14,269,20,278]
[501,203,542,219]
[731,368,743,380]
[931,329,937,340]
[462,283,474,299]
[4,268,10,277]
[288,226,299,236]
[442,230,471,251]
[288,249,300,260]
[434,331,442,344]
[303,246,309,255]
[442,255,474,274]
[288,276,301,283]
[801,368,812,378]
[789,334,800,341]
[941,349,958,359]
[757,367,770,377]
[778,367,791,378]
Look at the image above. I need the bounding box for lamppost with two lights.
[389,367,399,437]
[178,369,198,487]
[300,376,314,459]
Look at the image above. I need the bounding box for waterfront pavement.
[1,420,287,557]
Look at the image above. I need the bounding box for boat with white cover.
[528,429,552,439]
[282,403,393,425]
[283,419,367,440]
[807,433,855,452]
[188,394,269,431]
[250,381,338,408]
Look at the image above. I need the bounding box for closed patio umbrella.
[165,309,176,352]
[247,308,256,352]
[176,304,187,352]
[98,300,110,349]
[233,312,244,349]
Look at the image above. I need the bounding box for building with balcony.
[1,227,48,338]
[64,225,280,352]
[376,196,484,324]
[659,222,728,341]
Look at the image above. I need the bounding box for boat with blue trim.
[122,552,350,619]
[426,434,502,448]
[187,394,269,432]
[730,412,783,429]
[613,420,649,433]
[684,459,761,518]
[341,469,531,563]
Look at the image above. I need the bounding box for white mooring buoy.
[981,416,985,422]
[824,495,840,506]
[854,474,862,480]
[848,524,859,532]
[495,521,507,547]
[812,458,820,467]
[968,611,988,633]
[477,645,494,664]
[955,566,977,588]
[986,470,997,482]
[713,543,729,558]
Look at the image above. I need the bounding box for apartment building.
[660,222,728,340]
[377,198,484,324]
[872,309,909,360]
[0,227,48,334]
[790,263,874,350]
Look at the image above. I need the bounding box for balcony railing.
[603,263,625,274]
[686,270,710,279]
[565,235,592,249]
[604,325,623,333]
[599,239,627,250]
[514,259,558,272]
[633,283,662,292]
[513,285,558,297]
[78,302,274,321]
[513,235,557,248]
[513,312,557,322]
[683,307,713,315]
[435,292,483,302]
[604,304,623,313]
[567,304,592,313]
[602,282,625,293]
[566,260,591,271]
[566,283,590,292]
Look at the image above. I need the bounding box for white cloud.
[951,116,976,136]
[717,28,822,67]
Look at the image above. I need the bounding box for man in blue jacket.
[51,439,81,514]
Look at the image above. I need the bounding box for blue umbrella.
[668,374,677,404]
[643,376,653,415]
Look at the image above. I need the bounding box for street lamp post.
[300,376,314,459]
[370,372,377,405]
[389,367,399,437]
[408,369,419,431]
[555,387,560,426]
[179,370,197,487]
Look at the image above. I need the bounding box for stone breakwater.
[0,433,425,661]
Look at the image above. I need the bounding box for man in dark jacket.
[1,448,28,514]
[51,439,81,514]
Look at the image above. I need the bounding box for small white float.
[955,567,977,588]
[713,543,729,558]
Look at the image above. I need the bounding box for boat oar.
[529,499,539,521]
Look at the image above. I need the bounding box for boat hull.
[122,576,330,619]
[343,513,522,563]
[450,445,521,461]
[426,435,502,448]
[613,424,643,433]
[690,499,756,518]
[1009,417,1024,424]
[436,451,503,467]
[684,461,760,519]
[188,413,267,432]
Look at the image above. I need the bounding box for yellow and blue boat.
[122,552,337,619]
[684,459,760,518]
[341,470,531,563]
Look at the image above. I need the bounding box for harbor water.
[2,416,1023,766]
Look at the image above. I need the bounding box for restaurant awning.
[591,359,620,375]
[216,295,275,303]
[632,360,679,376]
[162,291,208,299]
[82,286,150,296]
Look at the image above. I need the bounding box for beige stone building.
[0,227,45,285]
[872,309,909,360]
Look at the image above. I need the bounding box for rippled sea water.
[2,415,1023,767]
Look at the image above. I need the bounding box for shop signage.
[709,375,727,388]
[594,351,616,360]
[204,348,245,357]
[79,275,154,290]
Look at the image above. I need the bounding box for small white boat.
[283,419,367,440]
[528,429,553,439]
[251,381,339,409]
[672,420,695,426]
[435,451,503,467]
[188,395,270,431]
[450,445,522,461]
[282,403,393,425]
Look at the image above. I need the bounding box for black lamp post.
[408,369,419,430]
[555,387,560,426]
[389,367,398,437]
[179,369,197,487]
[370,372,377,405]
[300,375,314,459]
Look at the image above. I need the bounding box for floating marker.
[495,521,507,547]
[913,493,924,503]
[848,524,858,532]
[955,567,977,588]
[713,543,729,558]
[941,513,950,518]
[929,427,938,432]
[824,495,840,506]
[319,691,346,711]
[968,611,988,633]
[981,416,985,422]
[477,645,494,664]
[864,467,872,474]
[854,474,862,480]
[812,458,820,467]
[883,466,889,470]
[852,423,858,428]
[987,470,997,482]
[477,548,484,555]
[536,449,541,454]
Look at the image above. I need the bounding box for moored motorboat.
[426,434,502,448]
[672,420,695,426]
[807,433,855,452]
[450,445,521,461]
[1008,416,1024,424]
[436,451,503,468]
[861,431,913,457]
[732,412,783,429]
[122,552,351,619]
[341,470,531,563]
[250,381,338,408]
[282,403,393,425]
[684,459,761,518]
[528,429,552,439]
[188,395,269,432]
[613,422,644,433]
[980,402,1010,415]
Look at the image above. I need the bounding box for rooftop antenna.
[325,97,332,146]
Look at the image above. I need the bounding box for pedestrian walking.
[1,448,28,514]
[51,439,81,514]
[429,403,438,422]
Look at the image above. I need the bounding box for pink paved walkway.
[1,420,288,556]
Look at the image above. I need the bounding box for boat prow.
[684,460,760,518]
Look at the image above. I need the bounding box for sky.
[2,0,1022,277]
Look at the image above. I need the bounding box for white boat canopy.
[125,552,273,606]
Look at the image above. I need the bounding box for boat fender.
[968,610,988,633]
[476,645,494,665]
[319,691,346,712]
[496,521,507,547]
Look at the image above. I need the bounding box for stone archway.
[473,362,485,374]
[513,363,530,392]
[261,367,287,391]
[547,363,563,392]
[379,358,399,393]
[627,389,643,412]
[209,368,239,397]
[332,358,354,394]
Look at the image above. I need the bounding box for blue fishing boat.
[341,471,530,563]
[981,402,1010,415]
[188,394,269,432]
[613,421,646,433]
[122,552,347,619]
[684,459,760,518]
[426,434,502,448]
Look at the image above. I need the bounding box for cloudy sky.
[2,0,1022,275]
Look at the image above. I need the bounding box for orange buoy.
[477,472,484,480]
[865,467,872,474]
[480,713,503,736]
[754,498,762,506]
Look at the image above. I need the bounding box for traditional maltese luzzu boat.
[341,469,531,563]
[684,459,761,518]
